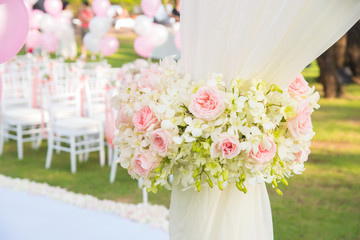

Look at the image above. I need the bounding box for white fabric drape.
[170,1,360,240]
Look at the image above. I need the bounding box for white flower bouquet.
[112,57,320,195]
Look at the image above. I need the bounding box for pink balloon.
[141,0,161,18]
[26,29,42,49]
[134,36,153,58]
[174,32,181,50]
[100,35,119,57]
[92,0,110,17]
[24,0,33,15]
[40,32,58,52]
[44,0,63,16]
[30,9,44,29]
[0,0,29,63]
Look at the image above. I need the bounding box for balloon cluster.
[0,0,29,64]
[133,0,170,58]
[83,0,119,57]
[27,0,73,54]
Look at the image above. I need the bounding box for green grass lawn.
[2,36,360,239]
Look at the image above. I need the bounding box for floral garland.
[112,57,320,195]
[0,174,169,231]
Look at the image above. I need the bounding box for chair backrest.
[44,80,81,128]
[1,71,32,111]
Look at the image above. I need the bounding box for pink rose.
[287,101,312,138]
[189,87,225,121]
[115,105,132,128]
[150,129,172,156]
[210,133,241,159]
[132,106,158,132]
[288,74,312,99]
[131,150,161,177]
[249,136,277,164]
[136,65,162,90]
[294,148,311,163]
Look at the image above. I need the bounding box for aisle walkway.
[0,187,169,240]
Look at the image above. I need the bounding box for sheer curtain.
[170,1,360,240]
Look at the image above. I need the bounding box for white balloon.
[147,24,169,47]
[134,15,153,36]
[89,16,112,38]
[83,32,101,54]
[40,14,56,33]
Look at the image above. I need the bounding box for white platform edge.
[0,174,169,232]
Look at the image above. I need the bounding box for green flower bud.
[193,168,200,178]
[218,181,224,191]
[276,188,283,196]
[222,170,229,181]
[272,179,278,188]
[274,129,281,139]
[154,166,161,173]
[243,186,248,194]
[195,181,201,192]
[279,160,284,168]
[280,177,288,186]
[240,173,246,183]
[206,179,214,188]
[284,106,296,119]
[268,84,283,93]
[236,182,243,191]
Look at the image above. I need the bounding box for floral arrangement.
[112,57,320,195]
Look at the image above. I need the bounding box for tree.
[317,21,360,98]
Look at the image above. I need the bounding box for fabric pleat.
[170,1,360,240]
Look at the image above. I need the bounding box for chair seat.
[3,108,49,125]
[53,117,101,135]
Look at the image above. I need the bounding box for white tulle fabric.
[169,1,360,240]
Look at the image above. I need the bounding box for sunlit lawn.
[1,36,360,239]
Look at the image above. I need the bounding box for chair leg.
[45,134,54,169]
[109,155,117,183]
[78,136,84,162]
[107,144,113,166]
[99,128,105,167]
[35,125,43,149]
[0,123,4,156]
[16,124,23,160]
[56,139,61,154]
[70,135,77,173]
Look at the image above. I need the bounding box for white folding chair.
[0,70,49,159]
[44,81,105,173]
